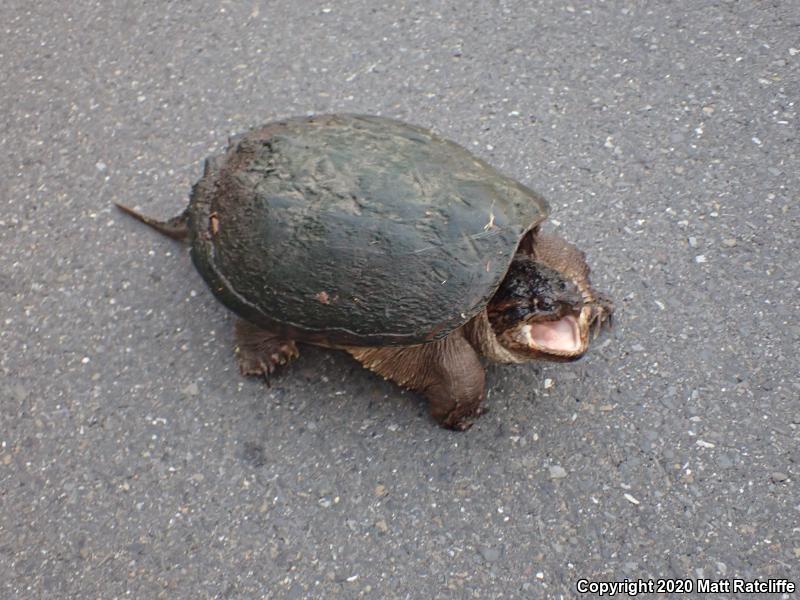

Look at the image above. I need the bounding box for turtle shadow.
[238,342,426,429]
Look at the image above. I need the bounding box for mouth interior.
[521,314,581,353]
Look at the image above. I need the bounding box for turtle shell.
[188,114,549,346]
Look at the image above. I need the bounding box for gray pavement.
[2,1,798,598]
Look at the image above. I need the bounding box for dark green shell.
[188,114,549,346]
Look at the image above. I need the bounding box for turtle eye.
[533,296,556,314]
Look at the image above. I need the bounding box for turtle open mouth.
[521,314,581,353]
[515,300,613,357]
[517,312,582,354]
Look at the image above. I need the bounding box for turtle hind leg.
[234,319,299,381]
[115,203,191,242]
[347,331,486,430]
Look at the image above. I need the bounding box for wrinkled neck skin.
[467,232,613,364]
[465,310,530,364]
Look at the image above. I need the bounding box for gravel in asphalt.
[2,1,798,598]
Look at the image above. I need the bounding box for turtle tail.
[115,203,190,242]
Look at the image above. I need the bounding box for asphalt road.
[2,1,798,598]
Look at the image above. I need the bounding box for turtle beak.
[518,284,612,359]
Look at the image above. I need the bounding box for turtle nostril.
[563,282,582,304]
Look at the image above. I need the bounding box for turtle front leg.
[347,331,486,430]
[234,319,299,380]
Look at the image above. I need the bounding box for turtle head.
[486,234,613,361]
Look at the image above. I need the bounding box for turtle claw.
[234,320,299,384]
[587,292,614,339]
[442,403,488,431]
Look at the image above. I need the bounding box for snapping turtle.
[118,114,612,429]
